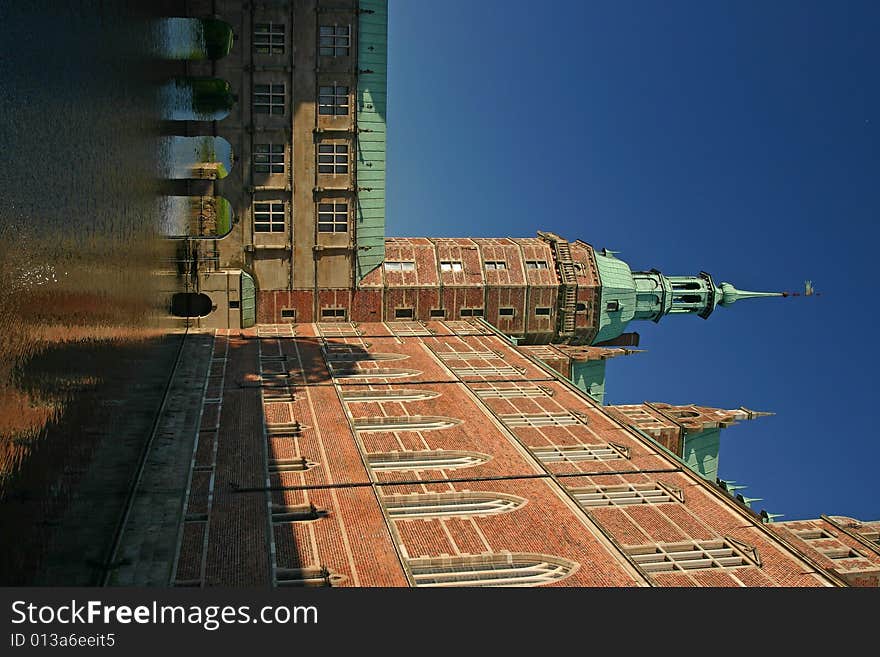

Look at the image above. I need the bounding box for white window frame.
[384,261,416,272]
[318,201,348,233]
[253,143,285,174]
[318,142,349,174]
[254,22,285,55]
[318,84,350,116]
[319,24,351,57]
[253,201,285,233]
[254,83,285,115]
[440,261,463,272]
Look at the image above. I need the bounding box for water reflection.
[0,0,191,585]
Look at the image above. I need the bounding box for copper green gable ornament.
[590,247,786,346]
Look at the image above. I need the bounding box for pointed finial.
[718,282,785,307]
[761,510,784,523]
[738,407,775,420]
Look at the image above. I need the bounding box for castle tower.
[593,248,785,345]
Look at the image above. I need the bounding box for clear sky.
[384,0,880,521]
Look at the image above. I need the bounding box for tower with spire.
[591,247,785,346]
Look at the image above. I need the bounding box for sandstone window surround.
[627,540,759,573]
[408,553,577,587]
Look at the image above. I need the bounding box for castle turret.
[592,249,784,345]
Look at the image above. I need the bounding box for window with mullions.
[318,85,349,115]
[627,540,755,573]
[254,23,285,55]
[440,261,463,272]
[254,202,285,233]
[317,201,348,233]
[254,84,285,115]
[408,554,576,587]
[319,25,351,57]
[254,144,284,174]
[318,143,349,174]
[484,261,507,270]
[526,260,548,269]
[384,261,415,272]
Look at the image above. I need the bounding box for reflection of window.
[319,25,350,56]
[318,84,349,115]
[318,143,348,174]
[440,261,463,272]
[384,261,415,272]
[254,23,285,55]
[254,202,285,232]
[254,144,284,173]
[254,84,285,115]
[318,201,348,233]
[526,260,548,269]
[485,261,507,270]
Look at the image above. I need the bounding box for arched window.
[408,553,577,587]
[352,416,460,431]
[673,295,702,304]
[383,492,525,519]
[367,450,489,472]
[342,389,439,402]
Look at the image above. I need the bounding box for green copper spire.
[718,282,785,307]
[591,248,785,345]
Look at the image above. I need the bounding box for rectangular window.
[254,202,285,233]
[254,23,285,55]
[281,308,296,319]
[484,261,507,270]
[318,143,349,174]
[320,308,347,319]
[394,308,414,319]
[572,484,677,508]
[606,300,620,312]
[254,84,285,115]
[498,308,515,317]
[460,308,484,317]
[822,548,860,560]
[526,260,548,269]
[253,143,285,174]
[429,308,446,318]
[318,201,348,233]
[440,261,463,272]
[318,84,350,116]
[575,302,587,312]
[628,541,752,573]
[384,261,415,272]
[794,529,834,540]
[229,301,240,309]
[535,307,551,316]
[319,25,351,57]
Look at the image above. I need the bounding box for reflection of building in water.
[145,0,880,588]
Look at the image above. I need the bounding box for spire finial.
[718,282,785,307]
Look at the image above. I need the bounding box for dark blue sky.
[385,0,880,521]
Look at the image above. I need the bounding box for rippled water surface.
[0,0,189,584]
